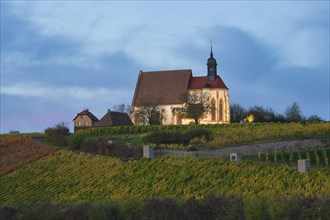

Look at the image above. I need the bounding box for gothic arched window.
[211,99,216,121]
[219,99,223,121]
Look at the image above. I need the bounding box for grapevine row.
[76,122,330,147]
[1,150,329,206]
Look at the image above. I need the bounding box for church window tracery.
[219,99,223,121]
[211,99,216,121]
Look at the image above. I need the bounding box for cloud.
[1,1,329,133]
[209,26,275,82]
[5,1,328,70]
[278,29,329,68]
[215,2,329,69]
[1,83,132,102]
[1,83,134,133]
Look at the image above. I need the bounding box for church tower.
[207,44,217,80]
[131,42,230,126]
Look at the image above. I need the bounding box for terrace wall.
[146,138,329,158]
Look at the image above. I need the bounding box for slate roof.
[73,109,99,121]
[94,111,133,127]
[188,75,228,90]
[132,70,192,106]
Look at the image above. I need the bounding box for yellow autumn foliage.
[0,150,329,206]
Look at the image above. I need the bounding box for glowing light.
[246,114,255,123]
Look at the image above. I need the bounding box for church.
[131,47,230,125]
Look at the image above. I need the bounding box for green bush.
[182,128,212,145]
[68,133,87,150]
[141,130,182,145]
[141,128,212,146]
[80,139,142,160]
[44,122,70,146]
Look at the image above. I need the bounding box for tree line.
[99,95,326,125]
[42,99,325,144]
[230,102,324,123]
[127,95,325,125]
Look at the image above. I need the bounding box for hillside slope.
[0,135,56,176]
[1,150,329,206]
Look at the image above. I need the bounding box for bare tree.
[112,103,132,115]
[134,102,166,125]
[306,115,324,123]
[230,103,247,123]
[175,91,210,124]
[44,122,70,146]
[247,105,277,122]
[284,102,303,122]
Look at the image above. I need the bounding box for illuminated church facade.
[131,47,230,125]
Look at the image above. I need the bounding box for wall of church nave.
[188,88,230,124]
[131,89,230,126]
[162,105,181,125]
[130,105,182,125]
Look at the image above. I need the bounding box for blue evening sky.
[1,1,329,133]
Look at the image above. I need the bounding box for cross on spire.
[207,41,217,80]
[210,40,213,58]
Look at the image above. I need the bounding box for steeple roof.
[210,43,214,58]
[207,43,217,63]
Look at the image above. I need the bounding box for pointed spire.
[207,40,217,80]
[210,40,213,58]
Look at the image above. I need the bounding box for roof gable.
[94,111,133,127]
[132,69,192,106]
[73,109,99,121]
[188,75,228,90]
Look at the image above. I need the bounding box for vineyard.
[1,124,330,219]
[1,150,329,207]
[75,122,330,148]
[208,122,330,147]
[242,147,330,167]
[0,135,57,176]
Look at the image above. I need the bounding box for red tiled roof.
[94,111,133,127]
[132,69,192,106]
[188,75,228,90]
[73,109,99,121]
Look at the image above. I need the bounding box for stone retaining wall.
[144,138,329,159]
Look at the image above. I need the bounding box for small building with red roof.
[131,47,230,125]
[73,108,133,132]
[94,109,133,127]
[73,108,99,132]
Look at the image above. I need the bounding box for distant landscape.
[1,122,329,219]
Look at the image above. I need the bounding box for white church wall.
[188,88,230,124]
[131,89,230,125]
